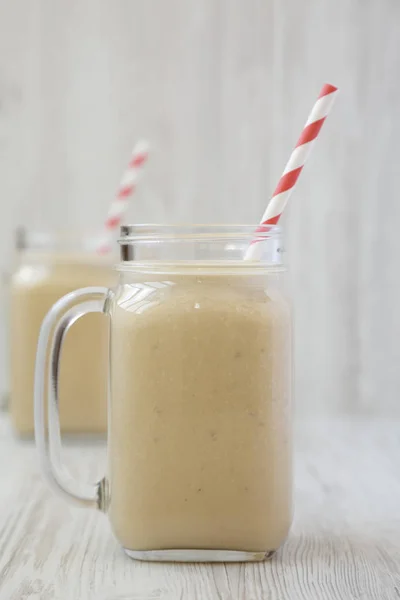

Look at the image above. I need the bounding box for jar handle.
[34,287,110,509]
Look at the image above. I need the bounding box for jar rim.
[18,230,109,253]
[119,224,281,243]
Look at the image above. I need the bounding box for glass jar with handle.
[35,224,292,562]
[11,230,115,435]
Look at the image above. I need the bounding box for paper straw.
[97,140,150,254]
[245,83,338,260]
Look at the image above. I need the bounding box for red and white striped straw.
[245,83,338,260]
[97,140,150,254]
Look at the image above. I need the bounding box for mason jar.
[11,230,115,436]
[35,225,292,562]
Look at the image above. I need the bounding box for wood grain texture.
[0,415,399,599]
[1,0,400,413]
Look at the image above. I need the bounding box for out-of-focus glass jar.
[1,228,26,411]
[10,230,115,436]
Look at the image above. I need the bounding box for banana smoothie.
[11,253,113,435]
[108,267,292,553]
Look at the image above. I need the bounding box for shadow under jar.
[35,225,293,562]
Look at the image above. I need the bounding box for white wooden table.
[0,415,399,600]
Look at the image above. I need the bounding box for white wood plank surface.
[0,415,399,599]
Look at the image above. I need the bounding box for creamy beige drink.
[11,253,113,435]
[108,268,292,553]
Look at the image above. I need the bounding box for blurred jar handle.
[0,270,11,411]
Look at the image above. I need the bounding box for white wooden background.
[1,0,400,414]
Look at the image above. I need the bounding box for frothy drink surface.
[109,268,292,552]
[11,253,112,435]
